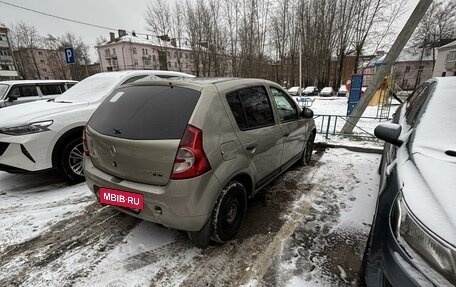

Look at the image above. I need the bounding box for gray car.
[83,78,316,247]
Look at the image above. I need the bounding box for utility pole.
[341,0,433,134]
[299,29,302,97]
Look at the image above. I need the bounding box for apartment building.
[96,30,194,74]
[433,40,456,77]
[0,25,19,80]
[14,48,72,80]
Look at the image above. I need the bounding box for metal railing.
[314,114,391,140]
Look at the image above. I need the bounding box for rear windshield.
[89,85,201,140]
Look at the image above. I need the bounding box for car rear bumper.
[84,156,222,232]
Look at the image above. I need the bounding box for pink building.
[96,30,195,75]
[14,48,71,80]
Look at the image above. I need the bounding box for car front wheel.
[60,137,85,183]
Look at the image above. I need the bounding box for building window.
[145,49,148,55]
[152,55,156,61]
[38,51,43,56]
[418,65,424,71]
[142,48,148,55]
[45,77,49,80]
[168,61,171,67]
[144,59,151,66]
[105,49,110,56]
[42,68,47,72]
[442,72,446,77]
[40,60,45,64]
[174,62,177,68]
[113,48,116,55]
[132,47,137,54]
[167,51,171,57]
[134,59,138,66]
[405,66,410,73]
[186,63,189,69]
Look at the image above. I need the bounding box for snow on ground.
[0,171,92,248]
[0,98,386,286]
[256,149,380,287]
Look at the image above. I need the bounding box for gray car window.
[271,87,298,122]
[226,87,275,130]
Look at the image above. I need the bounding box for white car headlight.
[391,195,456,284]
[0,120,53,136]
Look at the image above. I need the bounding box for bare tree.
[411,0,456,70]
[9,22,43,79]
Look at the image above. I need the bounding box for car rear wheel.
[211,181,247,243]
[300,133,315,166]
[60,137,85,184]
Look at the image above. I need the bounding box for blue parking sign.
[64,47,75,64]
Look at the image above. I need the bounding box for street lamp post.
[299,29,302,97]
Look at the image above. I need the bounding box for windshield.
[0,84,9,99]
[322,88,332,92]
[55,75,121,103]
[304,86,315,92]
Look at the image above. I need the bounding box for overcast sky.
[0,0,419,62]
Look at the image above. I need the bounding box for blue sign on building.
[347,74,364,116]
[64,47,75,64]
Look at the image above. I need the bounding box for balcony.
[445,61,455,70]
[142,55,151,60]
[111,54,117,59]
[105,54,112,60]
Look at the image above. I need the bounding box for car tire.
[211,181,248,243]
[300,133,315,166]
[60,137,85,184]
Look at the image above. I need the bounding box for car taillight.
[171,125,211,180]
[82,126,90,156]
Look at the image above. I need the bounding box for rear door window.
[89,85,201,140]
[226,86,275,130]
[39,84,62,95]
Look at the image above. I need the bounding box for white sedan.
[0,70,193,183]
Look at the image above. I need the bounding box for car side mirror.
[374,123,403,146]
[8,95,17,102]
[301,108,314,119]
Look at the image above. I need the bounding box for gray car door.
[270,86,308,167]
[225,86,284,186]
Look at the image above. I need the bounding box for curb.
[315,142,383,154]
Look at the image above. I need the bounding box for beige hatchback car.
[83,78,316,247]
